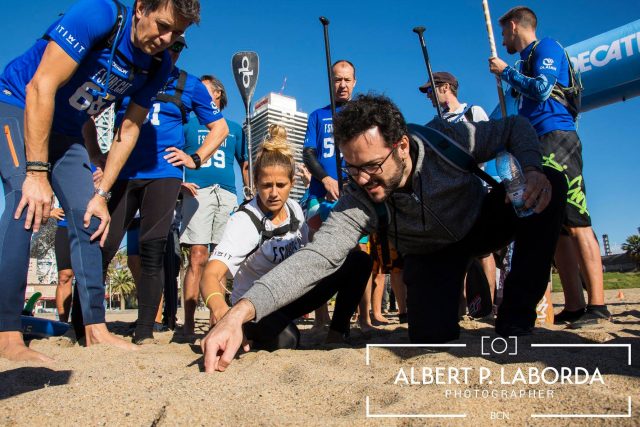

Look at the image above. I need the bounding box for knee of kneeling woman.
[246,322,300,351]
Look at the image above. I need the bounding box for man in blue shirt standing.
[302,60,357,329]
[100,37,228,344]
[489,6,610,327]
[302,60,356,207]
[0,0,199,362]
[180,75,248,335]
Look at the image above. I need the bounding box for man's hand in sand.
[201,300,255,372]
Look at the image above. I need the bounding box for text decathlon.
[571,32,640,73]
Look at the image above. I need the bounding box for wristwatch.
[190,153,202,170]
[95,187,112,202]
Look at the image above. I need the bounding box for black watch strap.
[190,153,202,170]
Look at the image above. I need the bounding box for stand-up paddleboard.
[21,316,70,339]
[21,291,70,339]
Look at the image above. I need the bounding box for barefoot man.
[0,0,199,362]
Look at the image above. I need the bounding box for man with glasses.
[200,94,568,372]
[95,35,228,344]
[0,0,199,362]
[179,75,249,335]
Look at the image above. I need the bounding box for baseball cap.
[418,71,458,93]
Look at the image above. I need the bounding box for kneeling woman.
[200,125,371,349]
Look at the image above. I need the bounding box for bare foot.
[85,324,138,351]
[372,314,390,324]
[0,331,53,363]
[358,321,378,335]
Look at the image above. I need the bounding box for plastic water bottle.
[496,151,534,217]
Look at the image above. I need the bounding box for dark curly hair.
[138,0,201,24]
[333,93,408,149]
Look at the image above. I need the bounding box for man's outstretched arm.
[201,299,255,372]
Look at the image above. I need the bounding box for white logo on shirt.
[540,57,557,71]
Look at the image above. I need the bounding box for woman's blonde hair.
[253,124,295,183]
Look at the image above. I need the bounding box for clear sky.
[0,0,638,253]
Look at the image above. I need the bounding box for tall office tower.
[95,104,115,153]
[248,93,309,201]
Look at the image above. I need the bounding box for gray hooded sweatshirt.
[244,115,542,321]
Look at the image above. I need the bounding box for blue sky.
[0,0,638,253]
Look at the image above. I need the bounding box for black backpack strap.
[99,0,126,50]
[156,70,188,123]
[463,105,474,122]
[235,203,267,256]
[407,123,500,188]
[236,199,302,254]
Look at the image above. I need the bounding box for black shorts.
[540,130,591,228]
[54,226,72,271]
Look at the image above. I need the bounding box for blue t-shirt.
[116,68,224,180]
[517,37,575,136]
[183,117,247,193]
[302,104,346,199]
[0,0,171,137]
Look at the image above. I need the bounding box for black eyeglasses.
[426,86,434,96]
[169,43,185,53]
[342,144,398,177]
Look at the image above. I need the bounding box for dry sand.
[1,288,638,426]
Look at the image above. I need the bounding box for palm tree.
[621,234,640,268]
[108,267,136,310]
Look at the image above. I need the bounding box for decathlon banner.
[567,19,640,112]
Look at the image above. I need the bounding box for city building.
[247,92,309,201]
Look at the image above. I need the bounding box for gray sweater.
[243,116,541,321]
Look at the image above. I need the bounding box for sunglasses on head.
[169,43,185,53]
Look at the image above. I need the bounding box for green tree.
[621,234,640,268]
[108,267,135,310]
[107,249,135,310]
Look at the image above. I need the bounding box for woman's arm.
[200,259,232,325]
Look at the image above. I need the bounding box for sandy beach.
[1,288,638,426]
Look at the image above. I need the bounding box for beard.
[363,154,406,202]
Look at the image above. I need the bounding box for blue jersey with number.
[0,0,171,138]
[518,37,574,136]
[183,117,247,193]
[303,104,345,199]
[115,67,223,180]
